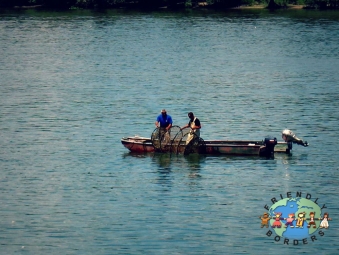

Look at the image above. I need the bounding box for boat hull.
[121,136,289,156]
[204,142,263,155]
[121,136,155,153]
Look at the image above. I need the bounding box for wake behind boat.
[121,127,308,157]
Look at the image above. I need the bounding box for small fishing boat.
[121,128,308,157]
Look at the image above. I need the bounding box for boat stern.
[259,137,277,157]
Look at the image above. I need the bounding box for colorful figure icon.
[284,213,295,228]
[320,212,332,229]
[259,212,271,228]
[271,212,284,228]
[306,212,318,228]
[295,212,306,228]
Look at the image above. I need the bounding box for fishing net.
[170,127,191,154]
[151,125,181,152]
[171,127,206,155]
[152,126,205,155]
[151,127,162,151]
[183,134,206,156]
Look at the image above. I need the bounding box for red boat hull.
[121,136,288,156]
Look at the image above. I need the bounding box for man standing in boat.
[155,109,173,131]
[182,112,201,144]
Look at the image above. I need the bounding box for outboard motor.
[282,129,308,147]
[260,136,277,158]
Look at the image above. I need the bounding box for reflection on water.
[122,152,154,159]
[153,153,172,170]
[123,151,205,170]
[123,151,205,180]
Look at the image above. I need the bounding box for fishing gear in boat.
[183,135,206,156]
[170,126,190,154]
[174,127,206,156]
[151,125,181,152]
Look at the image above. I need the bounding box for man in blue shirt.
[155,109,173,131]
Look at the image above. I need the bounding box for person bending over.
[182,112,201,144]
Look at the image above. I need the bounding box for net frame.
[151,127,162,152]
[170,126,190,155]
[182,133,206,156]
[151,125,181,152]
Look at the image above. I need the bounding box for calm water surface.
[1,8,339,255]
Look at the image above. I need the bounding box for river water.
[1,8,339,254]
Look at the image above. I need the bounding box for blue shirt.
[156,114,173,128]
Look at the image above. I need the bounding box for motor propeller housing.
[282,129,308,147]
